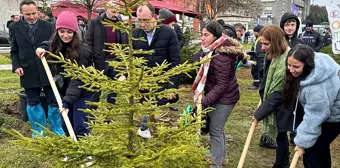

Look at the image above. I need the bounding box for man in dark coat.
[7,15,15,28]
[298,20,323,52]
[157,8,183,111]
[86,1,128,104]
[9,0,58,137]
[133,3,181,138]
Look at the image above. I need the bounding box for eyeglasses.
[136,17,153,23]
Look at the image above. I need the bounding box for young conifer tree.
[7,0,210,167]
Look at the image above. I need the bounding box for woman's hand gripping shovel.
[40,53,77,142]
[290,146,304,168]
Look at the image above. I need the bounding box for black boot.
[272,151,290,168]
[248,82,260,90]
[259,135,277,149]
[272,163,289,168]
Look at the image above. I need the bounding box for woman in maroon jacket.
[193,21,243,167]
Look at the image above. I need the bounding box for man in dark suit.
[9,0,64,137]
[133,3,181,138]
[86,1,128,105]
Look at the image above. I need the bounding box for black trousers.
[303,122,340,168]
[273,132,289,167]
[25,86,57,107]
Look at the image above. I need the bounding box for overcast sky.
[312,0,334,6]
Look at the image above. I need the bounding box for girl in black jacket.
[36,11,93,138]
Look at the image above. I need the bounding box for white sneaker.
[137,128,151,138]
[80,156,93,168]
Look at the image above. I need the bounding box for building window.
[264,10,272,15]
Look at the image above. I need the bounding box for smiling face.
[201,28,216,47]
[284,20,297,37]
[287,56,305,77]
[58,28,74,43]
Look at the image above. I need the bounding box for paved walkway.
[0,47,11,70]
[0,64,12,70]
[0,47,10,54]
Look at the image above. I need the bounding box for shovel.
[237,121,256,168]
[41,56,77,142]
[237,99,262,168]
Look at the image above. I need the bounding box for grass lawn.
[0,71,21,103]
[242,43,252,50]
[0,54,11,65]
[0,69,339,167]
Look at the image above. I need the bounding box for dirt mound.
[0,101,21,118]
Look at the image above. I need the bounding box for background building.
[259,0,311,25]
[217,9,253,30]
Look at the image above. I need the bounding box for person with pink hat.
[36,11,93,139]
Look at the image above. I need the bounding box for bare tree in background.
[236,0,263,18]
[198,0,262,21]
[34,0,49,13]
[199,0,232,21]
[73,0,102,21]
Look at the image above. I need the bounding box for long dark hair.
[50,30,82,61]
[282,44,315,110]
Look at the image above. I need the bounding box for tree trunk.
[87,9,92,22]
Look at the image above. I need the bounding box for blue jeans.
[251,63,260,82]
[209,104,235,167]
[62,95,93,137]
[141,116,148,131]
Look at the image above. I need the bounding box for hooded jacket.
[201,38,242,106]
[280,12,304,48]
[294,53,340,149]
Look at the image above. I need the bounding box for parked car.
[0,31,10,47]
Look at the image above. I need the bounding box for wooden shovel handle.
[41,56,77,142]
[237,121,256,168]
[290,151,300,168]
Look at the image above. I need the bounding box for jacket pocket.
[21,63,29,67]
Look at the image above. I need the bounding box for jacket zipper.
[292,91,300,131]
